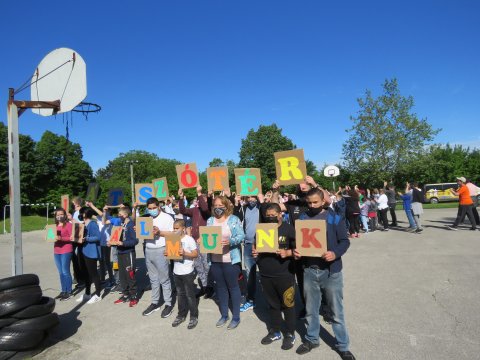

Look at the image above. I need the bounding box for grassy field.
[0,215,50,233]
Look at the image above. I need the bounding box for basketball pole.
[7,88,60,275]
[7,99,22,276]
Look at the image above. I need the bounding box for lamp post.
[126,160,139,205]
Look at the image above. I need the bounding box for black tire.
[9,297,55,320]
[6,313,59,332]
[0,286,42,318]
[0,320,16,330]
[0,329,45,351]
[0,275,39,292]
[0,351,16,360]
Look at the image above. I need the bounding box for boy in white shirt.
[142,197,175,318]
[167,219,199,329]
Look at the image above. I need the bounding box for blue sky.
[1,0,479,174]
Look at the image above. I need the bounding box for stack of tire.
[0,274,59,359]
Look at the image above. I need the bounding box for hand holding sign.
[45,225,57,243]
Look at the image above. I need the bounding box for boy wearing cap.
[446,177,476,231]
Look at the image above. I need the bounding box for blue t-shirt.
[108,216,122,226]
[401,193,412,210]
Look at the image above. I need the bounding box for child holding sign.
[53,208,73,301]
[252,203,297,350]
[293,188,355,360]
[166,220,199,329]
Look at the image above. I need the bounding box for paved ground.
[1,208,479,360]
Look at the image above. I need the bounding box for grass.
[422,202,459,209]
[0,215,51,233]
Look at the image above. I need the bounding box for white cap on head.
[456,176,466,183]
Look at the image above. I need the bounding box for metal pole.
[130,163,134,205]
[46,203,49,225]
[3,205,9,234]
[7,95,23,275]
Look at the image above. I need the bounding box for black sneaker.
[172,316,186,327]
[60,292,73,301]
[281,333,295,350]
[296,341,319,355]
[261,330,282,345]
[338,350,356,360]
[161,305,174,318]
[55,292,65,299]
[204,286,214,299]
[187,317,198,329]
[446,225,458,231]
[469,228,477,231]
[142,303,160,316]
[415,228,424,233]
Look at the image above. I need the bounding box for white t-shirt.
[377,194,389,210]
[173,235,197,275]
[145,212,174,249]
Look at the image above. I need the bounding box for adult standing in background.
[446,177,476,231]
[384,182,398,227]
[410,182,424,233]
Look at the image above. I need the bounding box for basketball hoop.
[71,101,101,113]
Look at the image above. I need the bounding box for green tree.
[342,79,440,187]
[1,123,49,210]
[95,150,181,205]
[238,124,299,189]
[35,131,93,205]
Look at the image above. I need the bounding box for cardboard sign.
[61,195,69,212]
[234,168,262,196]
[152,177,169,200]
[136,217,154,240]
[110,226,123,245]
[207,167,229,192]
[199,226,223,254]
[71,222,85,243]
[107,188,124,206]
[45,224,57,243]
[165,234,182,260]
[135,184,154,205]
[176,163,199,189]
[274,149,308,185]
[255,224,279,253]
[295,220,327,257]
[86,183,100,201]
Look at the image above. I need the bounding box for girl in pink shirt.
[54,208,74,300]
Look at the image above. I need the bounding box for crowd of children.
[52,176,446,359]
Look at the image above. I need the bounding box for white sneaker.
[87,294,101,304]
[76,294,91,303]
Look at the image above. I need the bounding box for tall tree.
[342,79,440,187]
[238,124,300,189]
[35,131,93,205]
[0,122,44,208]
[95,150,181,205]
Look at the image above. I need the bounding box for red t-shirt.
[457,185,473,205]
[54,222,73,254]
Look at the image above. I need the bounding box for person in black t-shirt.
[252,203,297,351]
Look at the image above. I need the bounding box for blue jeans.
[54,252,73,293]
[211,262,241,321]
[243,243,257,302]
[405,208,416,228]
[303,267,350,352]
[360,215,369,232]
